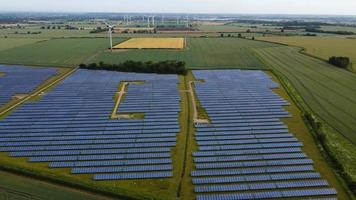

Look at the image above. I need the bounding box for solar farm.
[191,70,337,199]
[0,63,344,200]
[0,69,181,181]
[0,65,57,107]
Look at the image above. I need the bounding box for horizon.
[1,0,356,16]
[1,11,356,17]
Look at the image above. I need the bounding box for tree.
[328,56,350,69]
[220,33,224,37]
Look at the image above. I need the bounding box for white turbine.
[104,22,116,52]
[147,16,150,28]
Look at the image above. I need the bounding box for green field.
[256,46,356,143]
[90,37,276,69]
[0,171,110,200]
[0,38,124,66]
[319,25,356,33]
[197,23,280,32]
[257,36,356,71]
[0,38,47,51]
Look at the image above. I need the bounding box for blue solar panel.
[0,69,181,181]
[0,65,57,106]
[190,70,336,199]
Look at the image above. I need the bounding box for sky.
[1,0,356,15]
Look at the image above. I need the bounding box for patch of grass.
[255,46,356,143]
[257,36,356,71]
[0,170,111,200]
[177,73,196,200]
[89,37,276,69]
[0,38,125,67]
[0,38,47,51]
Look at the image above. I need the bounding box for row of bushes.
[306,28,355,35]
[79,60,187,75]
[328,56,351,68]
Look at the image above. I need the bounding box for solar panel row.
[0,69,181,181]
[0,65,57,106]
[191,70,337,199]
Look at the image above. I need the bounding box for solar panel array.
[191,70,337,200]
[0,69,180,181]
[0,65,57,106]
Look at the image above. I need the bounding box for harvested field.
[114,38,185,49]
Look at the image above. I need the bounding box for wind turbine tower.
[104,22,115,52]
[186,16,189,28]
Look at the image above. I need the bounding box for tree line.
[328,56,351,69]
[306,28,354,35]
[79,60,187,75]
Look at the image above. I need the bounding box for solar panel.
[190,70,336,199]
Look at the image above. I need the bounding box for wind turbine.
[104,22,116,52]
[186,16,189,28]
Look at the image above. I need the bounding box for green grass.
[0,170,111,200]
[318,25,356,33]
[0,28,106,38]
[197,23,280,32]
[0,38,47,51]
[257,36,356,71]
[90,37,276,69]
[255,46,356,143]
[0,38,125,66]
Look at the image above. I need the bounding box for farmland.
[91,37,275,69]
[114,38,185,49]
[255,45,356,143]
[0,38,125,66]
[257,36,356,71]
[0,38,46,51]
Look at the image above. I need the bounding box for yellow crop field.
[257,36,356,69]
[113,38,185,49]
